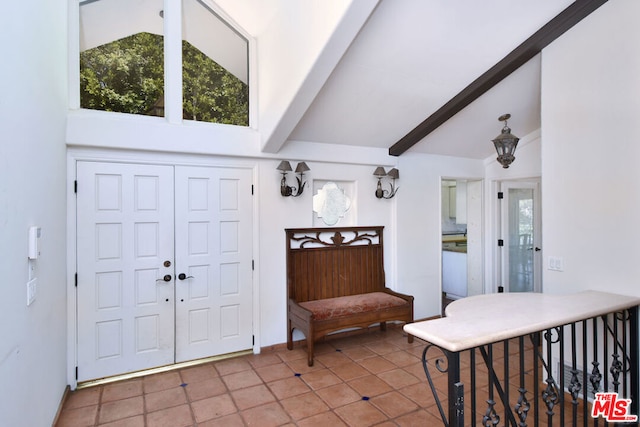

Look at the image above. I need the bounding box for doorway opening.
[441,178,483,313]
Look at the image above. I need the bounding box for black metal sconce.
[492,113,520,168]
[373,167,399,199]
[277,161,310,197]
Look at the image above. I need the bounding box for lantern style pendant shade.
[492,113,519,168]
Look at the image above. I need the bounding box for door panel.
[77,162,175,381]
[174,166,253,362]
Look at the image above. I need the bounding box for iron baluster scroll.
[541,327,561,425]
[514,335,531,426]
[406,292,640,427]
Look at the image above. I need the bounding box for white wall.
[0,1,69,425]
[541,0,640,298]
[397,153,485,319]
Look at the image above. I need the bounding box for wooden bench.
[286,226,414,366]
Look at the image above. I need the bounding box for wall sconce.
[373,167,399,199]
[277,161,310,197]
[492,113,520,168]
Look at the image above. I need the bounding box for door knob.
[178,273,194,281]
[156,274,172,282]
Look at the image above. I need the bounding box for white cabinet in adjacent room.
[442,250,467,299]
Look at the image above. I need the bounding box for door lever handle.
[178,273,194,281]
[156,274,172,282]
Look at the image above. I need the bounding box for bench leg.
[379,321,387,332]
[407,333,414,344]
[306,338,314,366]
[287,319,293,350]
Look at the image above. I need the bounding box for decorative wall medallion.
[313,182,351,226]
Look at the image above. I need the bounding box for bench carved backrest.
[286,226,386,303]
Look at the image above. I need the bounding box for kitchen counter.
[442,234,467,253]
[442,234,467,243]
[442,246,467,253]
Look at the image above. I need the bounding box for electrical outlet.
[27,278,37,306]
[548,256,564,271]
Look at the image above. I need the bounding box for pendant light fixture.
[492,114,519,168]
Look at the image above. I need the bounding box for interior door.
[500,180,542,292]
[174,166,253,362]
[76,162,176,381]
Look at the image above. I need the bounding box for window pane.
[182,0,249,126]
[508,188,534,292]
[79,0,165,116]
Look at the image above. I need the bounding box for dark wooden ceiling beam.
[389,0,608,157]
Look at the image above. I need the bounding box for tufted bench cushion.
[299,292,408,321]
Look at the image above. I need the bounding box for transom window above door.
[79,0,249,126]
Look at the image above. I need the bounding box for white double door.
[76,161,253,382]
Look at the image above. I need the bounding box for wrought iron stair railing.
[404,291,639,426]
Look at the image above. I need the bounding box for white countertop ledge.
[403,291,640,353]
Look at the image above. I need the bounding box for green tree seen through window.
[80,32,248,126]
[182,40,248,126]
[80,32,164,116]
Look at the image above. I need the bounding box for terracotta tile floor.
[56,326,448,426]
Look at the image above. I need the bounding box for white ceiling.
[285,0,574,159]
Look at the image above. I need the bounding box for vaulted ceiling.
[286,0,583,160]
[231,0,607,161]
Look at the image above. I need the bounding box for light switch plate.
[548,256,564,271]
